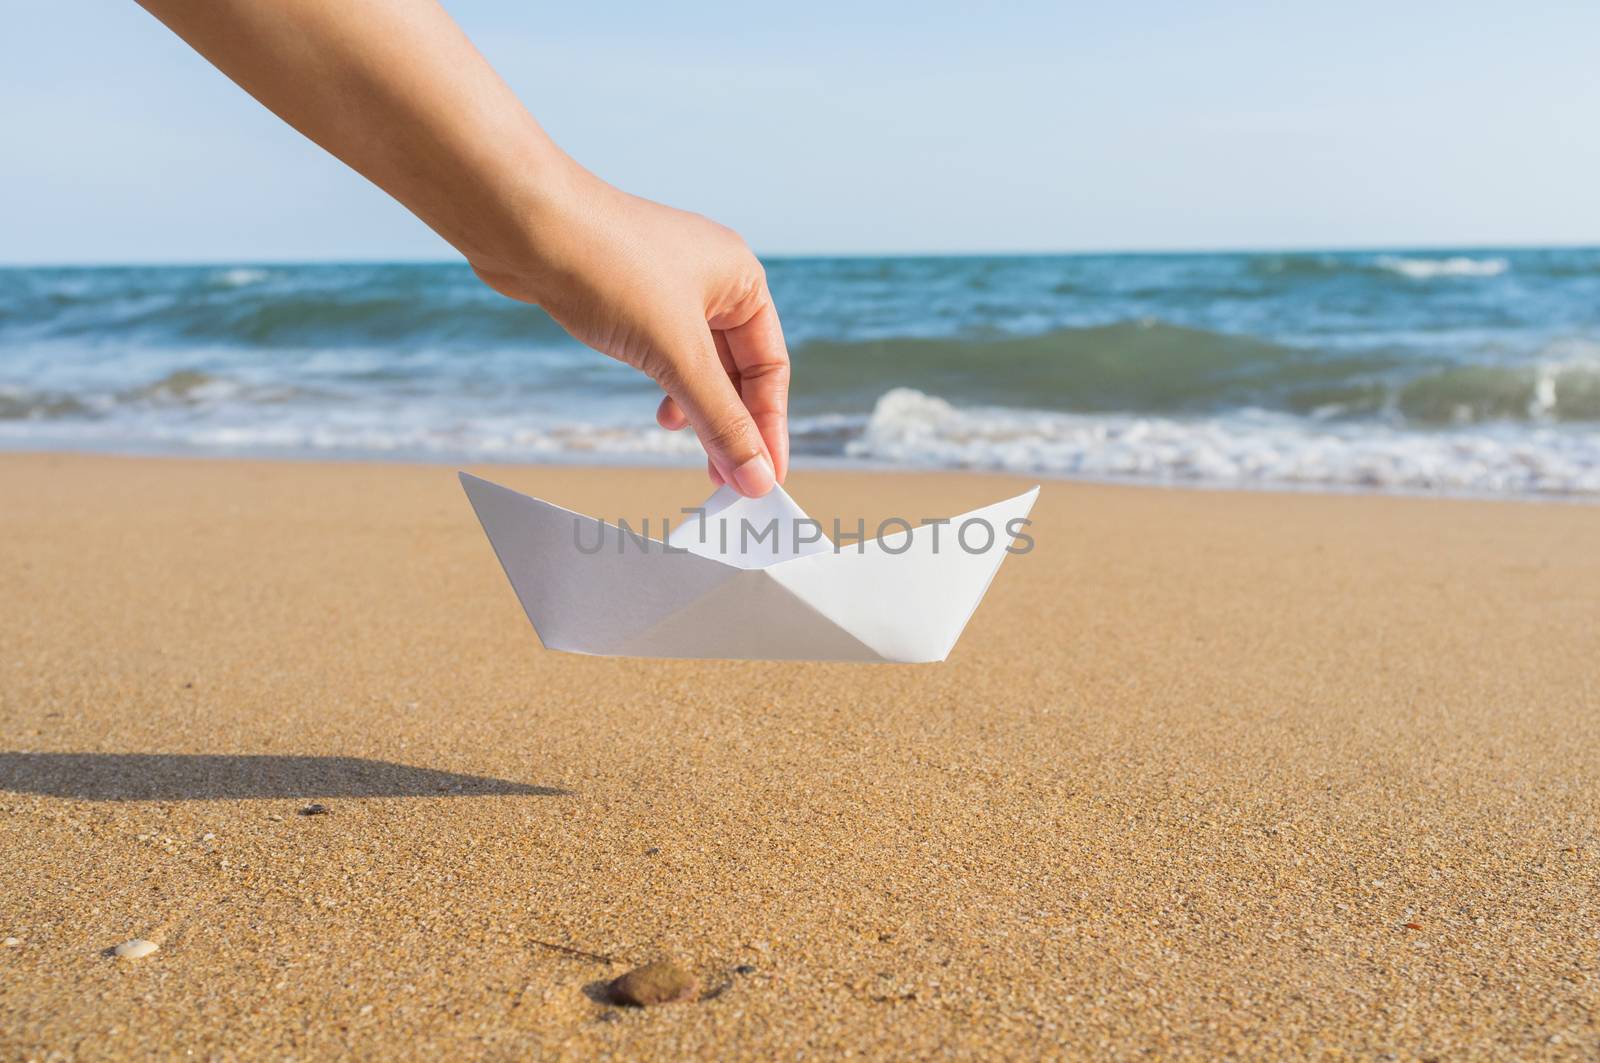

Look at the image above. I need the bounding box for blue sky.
[4,1,1599,263]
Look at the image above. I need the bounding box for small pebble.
[3,937,20,947]
[733,964,757,975]
[608,960,699,1006]
[298,804,328,816]
[644,847,661,856]
[113,938,159,960]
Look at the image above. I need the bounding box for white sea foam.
[214,268,269,287]
[0,407,710,463]
[4,387,1599,497]
[1375,255,1508,280]
[846,388,1600,497]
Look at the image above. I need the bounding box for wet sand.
[1,453,1597,1059]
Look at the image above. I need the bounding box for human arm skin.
[135,0,788,496]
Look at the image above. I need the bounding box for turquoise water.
[3,248,1599,495]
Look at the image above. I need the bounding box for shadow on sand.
[0,752,567,801]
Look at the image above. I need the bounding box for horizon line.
[2,239,1597,271]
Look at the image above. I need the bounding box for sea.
[3,248,1599,498]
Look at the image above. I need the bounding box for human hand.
[472,172,789,497]
[133,0,787,495]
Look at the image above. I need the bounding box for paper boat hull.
[459,473,1037,663]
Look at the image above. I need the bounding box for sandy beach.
[2,452,1596,1059]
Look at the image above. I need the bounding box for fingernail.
[730,454,775,497]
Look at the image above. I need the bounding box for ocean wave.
[3,278,571,348]
[7,380,1598,497]
[124,369,247,405]
[6,256,1600,499]
[7,326,1600,431]
[793,320,1357,413]
[1394,360,1600,424]
[213,268,270,288]
[0,369,316,419]
[0,386,92,421]
[794,322,1600,424]
[846,389,1600,496]
[0,409,712,463]
[142,293,570,348]
[1375,255,1509,280]
[1248,253,1511,281]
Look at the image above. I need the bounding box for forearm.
[139,0,790,495]
[136,0,580,272]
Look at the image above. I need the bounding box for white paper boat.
[459,472,1038,663]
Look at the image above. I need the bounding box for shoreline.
[3,444,1597,509]
[3,453,1597,1058]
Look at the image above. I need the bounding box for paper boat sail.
[459,472,1038,663]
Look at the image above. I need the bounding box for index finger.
[718,295,791,483]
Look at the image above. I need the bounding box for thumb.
[660,335,775,498]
